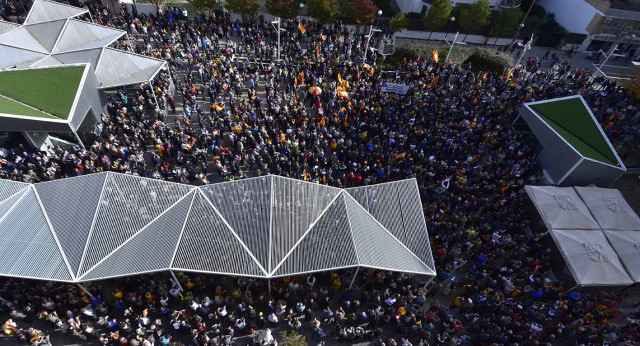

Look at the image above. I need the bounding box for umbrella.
[309,86,322,95]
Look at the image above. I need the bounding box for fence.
[395,30,518,47]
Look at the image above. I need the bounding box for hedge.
[388,41,513,73]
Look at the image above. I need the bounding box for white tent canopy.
[524,185,600,230]
[0,0,166,88]
[526,184,640,286]
[550,229,633,286]
[0,174,436,283]
[574,186,640,231]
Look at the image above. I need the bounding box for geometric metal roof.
[0,0,166,88]
[0,173,436,282]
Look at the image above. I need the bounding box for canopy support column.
[268,279,271,296]
[349,267,360,290]
[169,270,183,292]
[77,283,95,300]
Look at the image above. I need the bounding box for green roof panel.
[0,65,85,120]
[529,97,619,167]
[0,95,57,119]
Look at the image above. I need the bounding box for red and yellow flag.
[299,71,305,85]
[504,67,515,81]
[294,76,298,88]
[315,44,319,59]
[298,22,306,34]
[213,103,224,112]
[337,85,349,98]
[431,48,439,63]
[482,71,489,79]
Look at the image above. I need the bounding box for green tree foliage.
[308,0,340,24]
[351,0,379,25]
[265,0,299,19]
[489,8,522,37]
[187,0,218,11]
[459,0,491,34]
[279,330,307,346]
[224,0,259,16]
[422,0,452,31]
[389,13,408,33]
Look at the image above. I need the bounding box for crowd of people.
[1,2,640,346]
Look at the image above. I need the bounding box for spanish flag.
[337,85,349,98]
[299,71,305,85]
[428,76,438,89]
[504,67,515,81]
[315,44,320,59]
[431,48,439,63]
[298,22,306,34]
[213,103,224,112]
[482,70,489,79]
[294,76,298,88]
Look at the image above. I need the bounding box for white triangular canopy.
[0,21,20,35]
[0,27,48,53]
[24,0,88,25]
[95,48,166,88]
[574,186,640,231]
[603,230,640,282]
[0,174,436,282]
[525,185,600,230]
[551,229,633,286]
[53,20,124,54]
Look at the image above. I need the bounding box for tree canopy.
[265,0,300,19]
[423,0,452,31]
[350,0,379,25]
[224,0,259,16]
[459,0,491,34]
[307,0,339,25]
[389,13,408,33]
[489,8,522,37]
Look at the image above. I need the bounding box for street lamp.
[299,2,304,17]
[376,9,382,27]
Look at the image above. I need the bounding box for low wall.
[396,30,520,47]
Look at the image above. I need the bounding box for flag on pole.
[299,71,305,85]
[213,103,224,112]
[315,44,319,59]
[298,22,306,34]
[482,70,489,79]
[504,67,515,81]
[293,76,298,88]
[431,48,439,63]
[337,85,349,98]
[578,85,586,94]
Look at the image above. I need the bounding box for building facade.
[539,0,640,53]
[393,0,516,15]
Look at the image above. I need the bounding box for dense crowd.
[1,3,640,346]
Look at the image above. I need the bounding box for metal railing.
[499,0,522,8]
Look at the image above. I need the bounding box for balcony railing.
[499,0,522,8]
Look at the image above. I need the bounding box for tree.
[489,8,522,37]
[422,0,452,31]
[186,0,217,11]
[279,330,307,346]
[225,0,259,16]
[265,0,300,19]
[350,0,379,25]
[389,13,408,33]
[308,0,339,24]
[459,0,491,34]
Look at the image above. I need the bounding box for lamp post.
[363,10,382,62]
[299,2,304,17]
[444,17,464,63]
[271,17,282,62]
[512,0,536,44]
[376,9,382,27]
[515,33,534,68]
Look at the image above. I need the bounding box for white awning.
[0,174,436,282]
[550,229,633,286]
[24,0,88,25]
[574,186,640,231]
[95,48,166,88]
[525,185,600,230]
